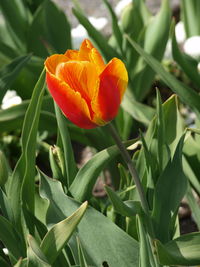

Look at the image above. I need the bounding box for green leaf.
[105,185,141,217]
[27,0,71,57]
[156,89,165,171]
[0,96,56,133]
[54,104,77,188]
[0,0,29,48]
[137,216,152,267]
[70,139,137,202]
[142,95,183,190]
[181,0,200,37]
[156,232,200,265]
[183,135,200,194]
[152,135,187,243]
[0,256,10,267]
[0,40,19,60]
[0,150,9,187]
[72,8,119,62]
[8,69,46,228]
[27,235,51,267]
[172,24,200,88]
[102,0,123,53]
[0,55,31,102]
[39,172,139,267]
[14,258,28,267]
[186,184,200,230]
[40,200,88,264]
[0,188,13,221]
[77,238,89,267]
[0,215,25,260]
[133,0,171,100]
[121,91,155,125]
[126,36,200,116]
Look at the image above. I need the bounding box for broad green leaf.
[0,215,25,260]
[27,0,71,57]
[0,188,13,221]
[121,91,155,125]
[27,235,51,267]
[39,172,139,267]
[77,238,89,267]
[152,135,187,243]
[0,41,19,60]
[105,185,141,217]
[183,155,200,196]
[115,108,133,140]
[186,184,200,230]
[72,8,119,62]
[0,0,29,48]
[8,69,46,228]
[161,95,183,156]
[0,96,55,133]
[121,0,146,37]
[102,0,123,53]
[54,104,77,188]
[156,232,200,265]
[121,0,151,75]
[126,36,200,116]
[137,216,152,267]
[0,55,31,102]
[133,0,171,100]
[0,150,9,186]
[70,139,137,202]
[12,56,44,100]
[183,134,200,195]
[172,25,200,88]
[40,200,87,264]
[141,95,183,190]
[181,0,200,37]
[0,256,10,267]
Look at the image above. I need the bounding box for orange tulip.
[44,39,128,129]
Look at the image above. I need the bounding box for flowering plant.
[0,0,200,266]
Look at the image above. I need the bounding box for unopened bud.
[49,146,64,180]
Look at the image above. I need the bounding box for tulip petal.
[46,71,97,129]
[78,39,105,73]
[65,50,79,60]
[78,39,94,61]
[92,58,128,122]
[90,48,105,74]
[55,61,99,110]
[45,54,69,75]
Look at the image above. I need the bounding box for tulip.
[45,39,128,129]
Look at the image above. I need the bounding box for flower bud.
[49,146,65,181]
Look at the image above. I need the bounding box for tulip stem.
[107,123,149,215]
[107,123,160,267]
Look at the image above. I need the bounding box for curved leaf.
[39,172,139,267]
[126,36,200,116]
[156,232,200,265]
[70,139,137,202]
[40,200,87,264]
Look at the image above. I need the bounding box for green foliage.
[1,0,200,266]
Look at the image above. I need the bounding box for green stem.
[107,123,149,214]
[107,123,161,267]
